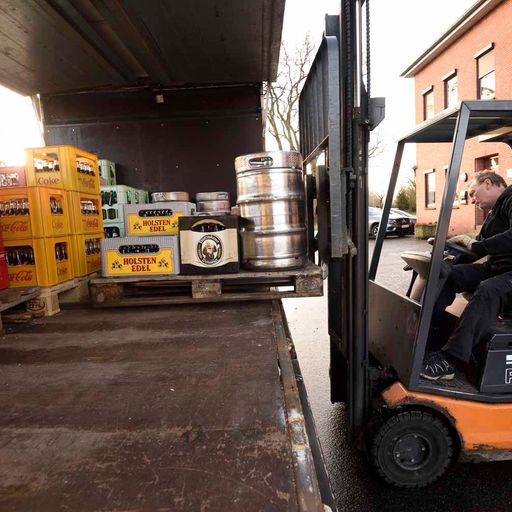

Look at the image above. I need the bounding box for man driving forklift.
[422,171,512,380]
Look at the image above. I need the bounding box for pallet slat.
[90,263,324,307]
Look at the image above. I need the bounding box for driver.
[422,171,512,380]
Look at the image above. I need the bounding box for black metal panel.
[369,281,421,381]
[299,36,347,258]
[42,85,262,124]
[0,0,285,96]
[43,86,263,198]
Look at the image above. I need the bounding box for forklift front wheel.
[370,410,453,488]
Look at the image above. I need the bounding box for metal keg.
[151,191,190,202]
[235,151,306,270]
[196,191,230,215]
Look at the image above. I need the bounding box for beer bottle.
[54,159,60,171]
[28,248,35,265]
[48,160,54,172]
[42,159,49,172]
[22,198,29,215]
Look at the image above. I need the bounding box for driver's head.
[468,171,507,210]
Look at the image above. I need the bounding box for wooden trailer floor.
[0,301,324,511]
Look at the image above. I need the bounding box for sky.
[0,0,476,193]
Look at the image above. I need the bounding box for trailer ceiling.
[0,0,285,96]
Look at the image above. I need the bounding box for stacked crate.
[0,146,104,286]
[101,199,194,278]
[101,185,149,238]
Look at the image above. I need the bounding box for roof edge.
[401,0,505,78]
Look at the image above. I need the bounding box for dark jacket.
[472,185,512,270]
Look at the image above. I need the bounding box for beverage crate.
[124,202,195,236]
[5,236,74,287]
[98,160,116,186]
[0,253,8,290]
[0,166,27,188]
[25,146,100,194]
[104,221,126,238]
[179,215,240,274]
[137,189,149,204]
[101,236,180,278]
[0,187,71,240]
[71,232,103,277]
[101,185,139,222]
[68,191,103,234]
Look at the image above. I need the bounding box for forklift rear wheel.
[370,410,453,488]
[370,223,379,238]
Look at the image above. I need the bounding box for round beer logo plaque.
[197,235,223,265]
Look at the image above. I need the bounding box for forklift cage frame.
[369,100,512,402]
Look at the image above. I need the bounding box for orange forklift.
[299,1,512,488]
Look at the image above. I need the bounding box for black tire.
[370,223,379,238]
[370,410,453,488]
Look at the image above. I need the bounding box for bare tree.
[264,36,315,151]
[265,37,386,159]
[369,190,385,208]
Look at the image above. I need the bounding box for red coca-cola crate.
[0,253,8,289]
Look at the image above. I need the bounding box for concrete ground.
[283,236,512,512]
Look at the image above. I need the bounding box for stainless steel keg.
[235,151,306,270]
[151,191,190,202]
[196,191,230,215]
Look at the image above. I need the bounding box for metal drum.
[151,191,190,202]
[235,151,306,270]
[196,191,230,215]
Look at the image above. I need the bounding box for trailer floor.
[0,301,324,511]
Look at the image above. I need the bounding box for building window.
[422,86,434,120]
[425,170,436,208]
[475,154,499,173]
[476,45,495,100]
[443,71,458,108]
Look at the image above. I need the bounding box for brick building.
[402,0,512,235]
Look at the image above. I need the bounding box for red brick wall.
[413,0,512,235]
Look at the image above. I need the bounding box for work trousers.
[432,263,512,362]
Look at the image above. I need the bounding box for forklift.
[299,1,512,488]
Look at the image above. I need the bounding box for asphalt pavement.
[283,236,512,512]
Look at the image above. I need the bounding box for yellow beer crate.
[68,191,104,235]
[101,236,180,277]
[5,236,74,287]
[25,145,100,194]
[0,187,71,240]
[124,202,195,236]
[71,232,104,277]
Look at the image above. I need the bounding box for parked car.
[368,207,411,238]
[391,208,417,234]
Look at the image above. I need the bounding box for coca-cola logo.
[57,265,69,277]
[11,270,33,282]
[87,256,102,268]
[85,218,99,228]
[52,220,64,230]
[37,176,60,186]
[78,176,95,189]
[3,220,29,233]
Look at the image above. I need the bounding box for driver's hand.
[446,234,476,249]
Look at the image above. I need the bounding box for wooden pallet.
[89,262,323,307]
[0,287,41,332]
[25,274,97,317]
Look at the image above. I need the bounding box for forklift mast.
[299,0,383,432]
